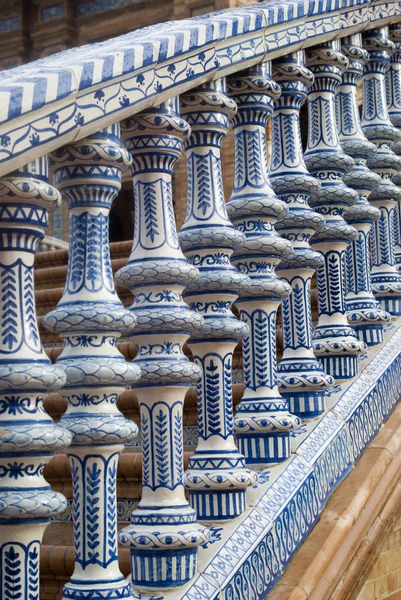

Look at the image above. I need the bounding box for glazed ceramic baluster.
[361,27,401,315]
[271,52,334,419]
[337,34,391,346]
[116,99,210,590]
[305,42,365,380]
[179,81,256,521]
[227,63,300,467]
[45,125,140,600]
[0,158,70,600]
[387,24,401,272]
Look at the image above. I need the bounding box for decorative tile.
[201,508,273,589]
[0,0,400,175]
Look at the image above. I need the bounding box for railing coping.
[0,0,399,177]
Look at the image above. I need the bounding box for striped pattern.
[237,432,290,465]
[131,548,197,589]
[355,325,384,346]
[288,392,326,419]
[321,355,358,380]
[380,298,401,316]
[190,490,247,521]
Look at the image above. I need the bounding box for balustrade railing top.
[0,0,400,177]
[2,3,401,600]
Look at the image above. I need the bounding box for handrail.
[0,0,399,177]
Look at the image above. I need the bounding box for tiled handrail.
[2,4,401,600]
[0,0,399,177]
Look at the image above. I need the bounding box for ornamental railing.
[1,1,401,599]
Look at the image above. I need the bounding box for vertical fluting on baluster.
[305,42,366,380]
[270,51,335,420]
[0,158,70,600]
[116,99,210,591]
[387,24,401,272]
[337,34,391,347]
[226,63,300,467]
[44,125,140,600]
[361,27,401,315]
[179,80,256,521]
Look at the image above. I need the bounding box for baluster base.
[236,432,291,466]
[354,324,384,346]
[130,547,198,591]
[345,300,390,347]
[278,359,334,419]
[185,451,256,521]
[371,274,401,316]
[120,504,209,591]
[319,355,359,380]
[63,580,132,599]
[286,392,327,420]
[189,489,247,522]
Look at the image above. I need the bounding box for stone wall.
[357,518,401,600]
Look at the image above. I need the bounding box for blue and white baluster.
[116,100,210,591]
[271,52,335,420]
[179,81,256,521]
[337,35,391,346]
[361,28,401,315]
[45,126,140,600]
[227,64,300,467]
[305,42,366,380]
[0,159,70,600]
[387,24,401,273]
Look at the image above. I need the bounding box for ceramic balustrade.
[226,63,301,467]
[44,125,141,600]
[304,41,366,380]
[0,158,71,600]
[361,27,401,315]
[179,80,256,521]
[3,9,401,600]
[270,51,335,420]
[115,99,210,591]
[337,34,391,347]
[387,24,401,273]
